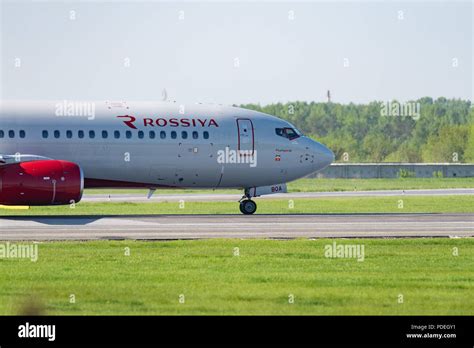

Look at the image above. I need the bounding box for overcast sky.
[1,0,472,105]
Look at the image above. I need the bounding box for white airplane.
[0,100,334,214]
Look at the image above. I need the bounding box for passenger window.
[149,131,155,139]
[0,130,3,138]
[203,131,209,140]
[89,130,95,139]
[66,130,73,139]
[19,130,26,138]
[102,130,108,139]
[43,130,49,139]
[126,131,132,139]
[8,130,15,138]
[138,131,144,139]
[54,130,60,139]
[160,131,166,139]
[114,131,120,139]
[78,130,84,139]
[181,131,188,139]
[171,131,177,139]
[192,131,198,139]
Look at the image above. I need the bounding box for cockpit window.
[275,127,300,140]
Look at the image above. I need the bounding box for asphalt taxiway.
[0,213,472,240]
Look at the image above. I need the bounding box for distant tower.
[327,90,331,103]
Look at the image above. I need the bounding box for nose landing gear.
[239,199,257,215]
[239,189,257,215]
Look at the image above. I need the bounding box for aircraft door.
[237,119,254,154]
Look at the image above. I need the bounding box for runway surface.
[0,213,472,240]
[82,188,474,203]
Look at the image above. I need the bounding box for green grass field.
[1,195,473,216]
[0,238,472,315]
[84,177,474,195]
[1,178,472,315]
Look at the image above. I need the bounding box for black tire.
[239,202,245,214]
[240,199,257,215]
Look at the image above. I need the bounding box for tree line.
[241,97,474,163]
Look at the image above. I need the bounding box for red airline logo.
[117,115,138,129]
[117,115,219,129]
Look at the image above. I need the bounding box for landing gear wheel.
[239,199,257,215]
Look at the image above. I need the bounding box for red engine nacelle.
[0,160,83,205]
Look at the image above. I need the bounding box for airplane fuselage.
[0,100,334,190]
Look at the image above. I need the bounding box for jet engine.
[0,160,83,205]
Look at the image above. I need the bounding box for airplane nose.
[312,141,334,170]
